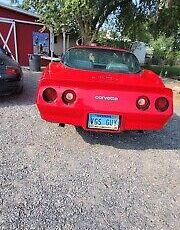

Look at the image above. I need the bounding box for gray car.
[0,47,23,95]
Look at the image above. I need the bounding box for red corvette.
[36,46,173,133]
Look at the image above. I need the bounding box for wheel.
[16,85,23,95]
[137,130,144,133]
[59,123,65,127]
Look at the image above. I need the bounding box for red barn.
[0,3,47,66]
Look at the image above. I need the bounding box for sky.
[0,0,22,4]
[0,0,11,4]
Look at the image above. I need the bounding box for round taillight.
[136,96,150,111]
[42,88,57,103]
[6,66,19,75]
[155,97,169,112]
[62,90,76,104]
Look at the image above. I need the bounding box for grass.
[144,65,180,79]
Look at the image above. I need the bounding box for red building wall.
[0,6,47,66]
[0,6,38,22]
[16,23,42,65]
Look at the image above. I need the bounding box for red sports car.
[36,46,173,133]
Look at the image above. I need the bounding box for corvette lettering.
[95,96,119,101]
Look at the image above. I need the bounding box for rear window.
[63,48,141,73]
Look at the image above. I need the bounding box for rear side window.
[63,48,141,73]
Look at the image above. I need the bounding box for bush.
[144,65,180,79]
[150,36,179,66]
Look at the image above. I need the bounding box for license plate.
[88,113,119,130]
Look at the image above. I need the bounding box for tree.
[150,35,176,65]
[115,0,180,64]
[117,0,180,44]
[22,0,132,44]
[116,1,153,43]
[22,0,180,48]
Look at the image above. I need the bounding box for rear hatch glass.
[63,48,141,73]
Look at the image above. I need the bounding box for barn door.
[0,18,18,62]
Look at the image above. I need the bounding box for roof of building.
[0,2,39,18]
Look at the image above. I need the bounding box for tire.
[16,85,23,95]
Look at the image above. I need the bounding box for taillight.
[155,97,169,112]
[136,96,150,111]
[62,90,76,104]
[42,88,57,103]
[6,66,19,75]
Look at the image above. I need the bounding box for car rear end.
[0,53,23,95]
[36,64,173,133]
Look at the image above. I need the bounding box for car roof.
[69,45,129,53]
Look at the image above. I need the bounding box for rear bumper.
[0,77,23,95]
[37,104,173,132]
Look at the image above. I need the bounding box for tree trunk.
[81,33,93,45]
[80,23,93,45]
[80,27,99,45]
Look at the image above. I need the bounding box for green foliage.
[22,0,129,44]
[98,38,131,49]
[150,36,179,66]
[22,0,180,48]
[117,0,180,50]
[149,1,180,39]
[117,1,153,43]
[97,31,131,49]
[144,65,180,78]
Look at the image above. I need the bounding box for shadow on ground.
[0,71,40,107]
[76,114,180,150]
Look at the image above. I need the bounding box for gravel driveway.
[0,70,180,230]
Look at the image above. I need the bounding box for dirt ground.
[164,79,180,106]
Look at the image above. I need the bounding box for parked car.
[36,46,173,133]
[0,46,23,95]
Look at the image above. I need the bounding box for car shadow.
[0,70,40,107]
[76,114,180,150]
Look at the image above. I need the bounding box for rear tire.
[16,86,23,95]
[137,130,144,133]
[59,123,65,127]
